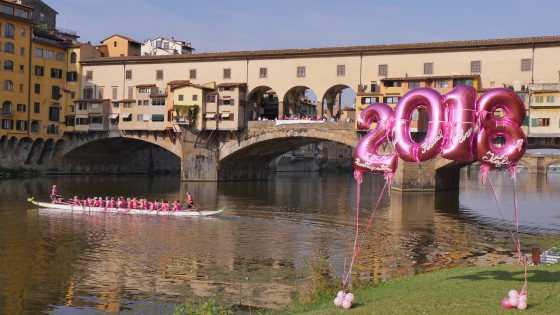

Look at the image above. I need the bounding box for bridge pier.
[392,159,462,191]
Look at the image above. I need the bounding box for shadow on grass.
[450,268,560,283]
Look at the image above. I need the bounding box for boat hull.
[28,198,223,217]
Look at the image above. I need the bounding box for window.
[408,81,420,89]
[20,27,25,37]
[137,114,143,121]
[4,60,13,71]
[35,65,44,76]
[55,52,63,61]
[220,99,234,105]
[378,64,388,76]
[44,50,53,59]
[113,41,117,47]
[51,86,61,100]
[48,106,59,121]
[152,98,165,105]
[297,66,306,78]
[521,59,532,71]
[66,71,78,82]
[34,102,40,113]
[19,65,24,73]
[83,87,93,99]
[223,68,231,79]
[90,116,102,124]
[4,42,14,53]
[16,120,27,131]
[19,84,23,93]
[16,9,29,19]
[189,69,196,79]
[86,70,93,81]
[34,83,40,94]
[143,100,149,105]
[70,52,77,63]
[128,86,134,98]
[163,42,169,49]
[5,23,14,38]
[39,12,45,23]
[535,95,544,103]
[207,95,216,103]
[51,68,63,79]
[547,96,555,103]
[178,95,184,101]
[383,81,401,87]
[152,114,165,121]
[471,60,481,73]
[192,95,198,101]
[17,104,25,112]
[538,118,550,127]
[361,97,378,104]
[453,78,474,87]
[34,47,43,58]
[98,87,104,99]
[2,119,13,130]
[75,117,90,125]
[424,63,433,75]
[123,102,132,108]
[20,47,24,56]
[337,65,345,76]
[125,70,132,80]
[383,96,400,104]
[156,69,163,80]
[155,40,162,48]
[434,80,449,88]
[259,67,268,78]
[2,101,12,115]
[77,102,87,110]
[112,87,117,100]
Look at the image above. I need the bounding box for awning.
[221,113,231,118]
[205,113,216,119]
[143,114,150,121]
[75,114,88,119]
[108,113,119,119]
[123,113,132,119]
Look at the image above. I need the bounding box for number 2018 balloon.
[353,85,527,175]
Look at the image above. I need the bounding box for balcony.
[2,108,13,117]
[529,83,560,92]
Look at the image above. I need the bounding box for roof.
[116,99,137,103]
[381,74,480,81]
[167,80,190,86]
[136,83,157,88]
[218,82,248,87]
[100,34,143,45]
[82,35,560,65]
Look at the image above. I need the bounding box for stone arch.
[283,85,319,119]
[321,84,356,120]
[247,85,278,120]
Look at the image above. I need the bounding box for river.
[0,170,559,314]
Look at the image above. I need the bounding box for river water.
[1,170,559,314]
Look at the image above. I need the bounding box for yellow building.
[528,84,560,136]
[168,80,214,131]
[97,34,142,57]
[1,1,33,137]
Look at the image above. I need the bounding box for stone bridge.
[1,125,558,190]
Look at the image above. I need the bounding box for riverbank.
[286,263,560,314]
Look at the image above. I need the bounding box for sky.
[47,0,560,53]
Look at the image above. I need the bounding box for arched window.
[5,23,14,38]
[4,60,14,71]
[4,42,14,53]
[46,124,58,134]
[4,80,13,91]
[31,121,40,133]
[2,101,12,112]
[70,52,77,63]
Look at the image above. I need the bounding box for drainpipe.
[27,25,33,138]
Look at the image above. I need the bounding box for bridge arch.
[247,85,279,120]
[321,84,356,119]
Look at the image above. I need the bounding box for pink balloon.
[476,88,527,168]
[501,297,513,309]
[337,290,345,298]
[353,103,398,174]
[441,85,477,161]
[509,296,519,307]
[517,301,528,310]
[393,88,445,162]
[519,294,527,303]
[508,289,519,299]
[342,299,352,309]
[334,297,343,307]
[345,292,355,302]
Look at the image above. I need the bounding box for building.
[97,34,142,57]
[528,83,560,136]
[141,36,194,56]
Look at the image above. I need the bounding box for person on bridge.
[186,192,194,209]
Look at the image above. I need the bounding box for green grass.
[285,263,560,314]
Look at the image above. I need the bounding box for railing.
[2,109,13,116]
[529,83,560,91]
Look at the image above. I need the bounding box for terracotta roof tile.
[99,34,143,45]
[381,74,480,81]
[135,83,157,88]
[116,99,137,103]
[218,82,247,87]
[82,35,560,65]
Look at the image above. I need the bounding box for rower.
[50,185,58,203]
[186,192,194,209]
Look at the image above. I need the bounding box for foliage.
[0,167,39,178]
[173,298,234,315]
[291,254,340,310]
[174,104,200,120]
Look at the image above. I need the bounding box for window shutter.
[531,118,537,127]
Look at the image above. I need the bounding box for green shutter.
[531,118,537,127]
[523,116,529,126]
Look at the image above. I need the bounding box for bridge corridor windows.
[296,66,306,78]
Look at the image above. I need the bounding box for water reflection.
[0,170,558,314]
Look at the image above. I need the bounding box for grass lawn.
[287,263,560,314]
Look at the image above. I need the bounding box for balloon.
[342,299,352,309]
[519,294,527,303]
[508,296,519,307]
[476,88,527,168]
[393,88,445,162]
[517,301,528,310]
[508,290,519,299]
[334,297,342,307]
[353,103,398,174]
[345,292,355,302]
[441,85,477,161]
[501,297,513,309]
[337,290,345,298]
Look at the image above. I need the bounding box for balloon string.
[342,177,389,290]
[484,171,528,295]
